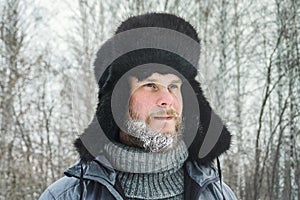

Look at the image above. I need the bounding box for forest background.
[0,0,299,199]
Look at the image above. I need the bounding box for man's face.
[129,72,183,135]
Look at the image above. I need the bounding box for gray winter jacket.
[39,155,237,200]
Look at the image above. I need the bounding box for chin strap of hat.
[217,157,226,200]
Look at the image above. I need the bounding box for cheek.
[129,95,153,119]
[174,94,183,114]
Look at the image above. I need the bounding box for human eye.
[168,84,179,90]
[143,83,158,90]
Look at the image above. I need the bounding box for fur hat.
[74,13,231,164]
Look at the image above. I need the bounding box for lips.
[153,116,173,120]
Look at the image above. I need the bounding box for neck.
[119,129,179,153]
[119,130,136,146]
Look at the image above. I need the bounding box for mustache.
[149,109,180,118]
[128,109,182,124]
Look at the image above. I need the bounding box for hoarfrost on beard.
[125,120,180,152]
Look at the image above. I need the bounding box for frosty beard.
[121,110,183,152]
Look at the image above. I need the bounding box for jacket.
[39,155,237,200]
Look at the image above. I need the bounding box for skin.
[120,73,183,150]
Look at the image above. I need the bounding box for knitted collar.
[104,140,188,199]
[104,140,188,173]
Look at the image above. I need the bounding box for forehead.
[131,73,182,84]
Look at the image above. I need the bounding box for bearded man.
[40,13,237,200]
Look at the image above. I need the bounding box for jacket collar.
[64,155,116,185]
[185,159,219,187]
[64,155,218,188]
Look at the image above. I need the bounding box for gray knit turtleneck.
[104,140,188,199]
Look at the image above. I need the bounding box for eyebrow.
[142,78,182,84]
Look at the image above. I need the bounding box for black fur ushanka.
[74,13,232,165]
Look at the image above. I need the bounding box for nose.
[156,88,174,108]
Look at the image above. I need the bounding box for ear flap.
[74,114,111,162]
[188,79,232,164]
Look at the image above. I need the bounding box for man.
[40,13,237,199]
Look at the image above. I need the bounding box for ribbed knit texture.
[104,140,188,199]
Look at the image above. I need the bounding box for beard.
[122,109,183,152]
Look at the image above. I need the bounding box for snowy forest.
[0,0,299,199]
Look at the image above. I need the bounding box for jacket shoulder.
[39,176,81,200]
[39,158,122,200]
